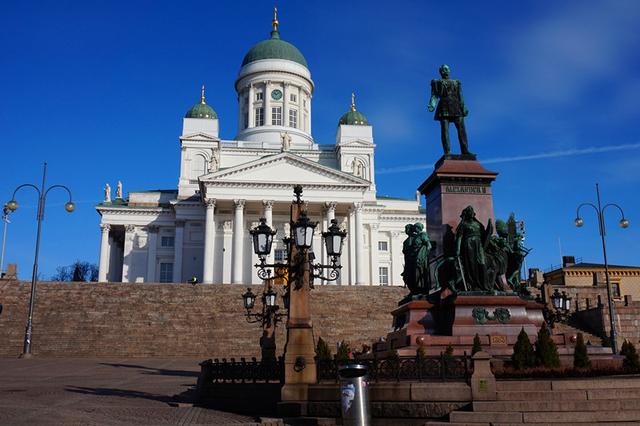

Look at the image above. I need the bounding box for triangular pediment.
[180,132,219,141]
[338,139,374,147]
[200,152,369,187]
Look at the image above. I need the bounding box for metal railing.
[199,357,284,384]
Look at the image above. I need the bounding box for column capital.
[353,202,364,212]
[234,199,246,209]
[325,201,337,212]
[262,200,274,209]
[204,198,216,208]
[222,220,233,233]
[125,224,136,233]
[392,231,403,238]
[248,221,260,231]
[100,223,111,232]
[369,223,379,230]
[175,220,186,227]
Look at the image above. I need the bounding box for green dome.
[241,30,308,68]
[185,86,217,119]
[339,110,369,126]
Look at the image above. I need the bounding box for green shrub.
[315,337,332,362]
[512,328,536,370]
[335,341,351,363]
[573,333,591,369]
[535,322,560,368]
[472,334,482,355]
[621,340,640,371]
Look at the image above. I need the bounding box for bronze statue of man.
[428,64,472,156]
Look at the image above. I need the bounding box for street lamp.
[575,183,630,354]
[6,162,74,358]
[545,288,572,328]
[247,185,347,390]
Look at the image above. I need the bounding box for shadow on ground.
[99,362,199,378]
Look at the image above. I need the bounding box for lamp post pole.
[575,183,630,354]
[0,206,10,277]
[5,162,75,358]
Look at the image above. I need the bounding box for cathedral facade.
[95,13,423,286]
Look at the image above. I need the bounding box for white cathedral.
[96,12,424,286]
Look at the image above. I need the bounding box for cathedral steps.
[427,377,640,424]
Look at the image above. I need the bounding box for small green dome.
[185,86,217,119]
[339,93,369,126]
[241,30,308,68]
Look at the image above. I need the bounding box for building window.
[290,93,297,102]
[378,241,388,251]
[161,236,175,247]
[272,106,282,125]
[275,249,287,262]
[612,283,621,298]
[255,107,264,126]
[289,109,297,128]
[379,267,389,286]
[256,92,263,101]
[159,263,173,283]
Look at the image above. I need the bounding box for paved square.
[0,358,265,425]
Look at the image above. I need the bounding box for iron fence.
[199,357,284,384]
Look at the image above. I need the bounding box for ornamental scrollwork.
[472,307,511,324]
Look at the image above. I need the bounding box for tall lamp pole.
[5,162,75,358]
[575,183,630,354]
[0,205,11,277]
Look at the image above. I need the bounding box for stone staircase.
[427,376,640,425]
[553,321,605,347]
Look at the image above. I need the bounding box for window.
[191,155,206,179]
[378,241,388,251]
[379,267,389,286]
[161,236,175,247]
[289,109,297,129]
[159,263,173,283]
[272,106,282,125]
[290,93,297,102]
[612,283,621,298]
[256,92,263,101]
[275,249,287,262]
[255,107,264,126]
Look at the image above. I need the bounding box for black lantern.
[242,287,257,310]
[264,287,277,307]
[562,291,572,311]
[293,211,316,249]
[551,289,562,310]
[322,219,347,257]
[250,217,276,257]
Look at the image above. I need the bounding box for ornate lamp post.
[544,288,572,328]
[248,185,346,400]
[0,204,12,277]
[241,285,288,362]
[5,162,75,358]
[574,183,630,354]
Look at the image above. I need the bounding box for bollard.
[338,364,371,426]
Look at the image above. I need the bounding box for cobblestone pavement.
[0,358,275,425]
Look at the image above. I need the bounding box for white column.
[146,225,158,282]
[122,225,136,283]
[348,210,355,285]
[232,199,245,284]
[173,220,185,283]
[248,84,255,128]
[264,81,271,126]
[307,92,312,132]
[263,200,274,264]
[354,202,365,285]
[369,223,380,286]
[98,224,111,282]
[283,83,289,127]
[222,220,233,283]
[390,231,403,286]
[203,199,216,284]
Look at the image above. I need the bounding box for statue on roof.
[116,181,123,199]
[104,183,111,203]
[428,65,474,157]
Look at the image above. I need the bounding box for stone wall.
[573,297,640,348]
[0,280,406,358]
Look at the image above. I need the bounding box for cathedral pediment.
[199,152,369,187]
[338,139,374,147]
[180,132,219,141]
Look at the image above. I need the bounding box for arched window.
[192,154,207,179]
[352,158,367,179]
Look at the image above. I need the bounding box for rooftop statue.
[402,223,432,295]
[428,65,473,157]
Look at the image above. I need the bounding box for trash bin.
[339,363,371,426]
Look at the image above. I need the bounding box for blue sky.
[1,0,639,278]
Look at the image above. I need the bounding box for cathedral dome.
[241,30,308,68]
[339,93,369,126]
[185,86,217,119]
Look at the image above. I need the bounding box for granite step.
[550,377,640,390]
[522,410,640,423]
[473,398,636,412]
[587,388,640,399]
[497,380,551,391]
[449,411,523,423]
[424,422,489,426]
[496,389,587,401]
